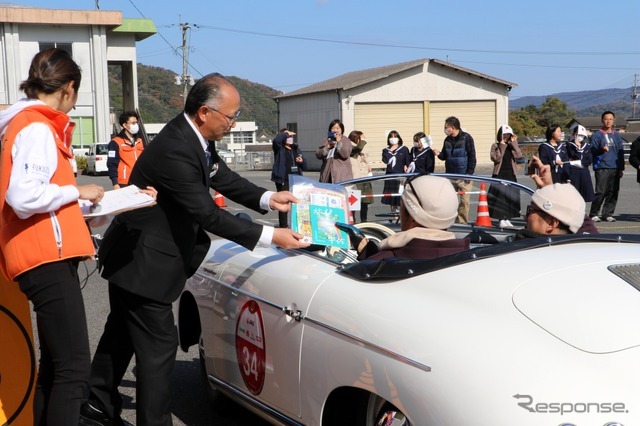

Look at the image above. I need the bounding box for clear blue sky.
[6,0,640,100]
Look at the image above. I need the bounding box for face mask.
[286,137,294,145]
[128,123,139,134]
[413,142,420,148]
[444,128,452,136]
[389,138,399,145]
[576,135,585,142]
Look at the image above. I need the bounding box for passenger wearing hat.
[488,124,523,228]
[519,183,586,237]
[358,175,470,260]
[567,125,595,202]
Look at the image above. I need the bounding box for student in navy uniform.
[538,124,569,183]
[381,130,411,214]
[566,125,594,202]
[408,132,435,174]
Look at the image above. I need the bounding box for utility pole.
[180,22,191,106]
[632,74,638,119]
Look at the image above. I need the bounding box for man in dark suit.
[80,74,307,426]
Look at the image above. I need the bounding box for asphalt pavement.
[29,166,640,425]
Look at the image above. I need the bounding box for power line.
[196,24,640,56]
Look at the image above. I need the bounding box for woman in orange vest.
[0,48,104,424]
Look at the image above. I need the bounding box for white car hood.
[513,261,640,353]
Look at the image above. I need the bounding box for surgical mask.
[576,135,585,142]
[286,137,294,145]
[444,128,452,136]
[128,123,139,134]
[389,138,399,145]
[413,142,420,148]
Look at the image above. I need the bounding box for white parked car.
[175,174,640,425]
[85,143,109,175]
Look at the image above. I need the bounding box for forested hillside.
[108,64,282,135]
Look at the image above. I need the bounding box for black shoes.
[79,400,134,426]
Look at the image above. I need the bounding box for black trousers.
[18,260,90,426]
[275,181,289,228]
[589,168,620,218]
[88,283,177,426]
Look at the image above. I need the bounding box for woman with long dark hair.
[0,48,104,424]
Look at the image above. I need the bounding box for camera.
[327,131,337,141]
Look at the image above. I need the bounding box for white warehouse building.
[276,58,516,168]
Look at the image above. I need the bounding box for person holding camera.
[271,128,307,228]
[316,119,352,183]
[488,124,523,228]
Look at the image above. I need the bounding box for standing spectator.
[538,124,569,184]
[589,111,625,222]
[0,48,105,425]
[348,130,373,222]
[435,116,477,224]
[107,111,144,188]
[566,125,595,202]
[271,128,306,228]
[408,132,435,174]
[488,124,523,228]
[629,135,640,187]
[316,119,352,183]
[381,130,411,214]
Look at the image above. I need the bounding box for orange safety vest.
[0,105,94,281]
[112,135,144,185]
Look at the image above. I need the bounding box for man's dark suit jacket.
[99,113,268,303]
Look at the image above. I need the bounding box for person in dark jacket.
[271,129,306,227]
[358,175,469,260]
[435,116,476,224]
[566,125,594,202]
[628,135,640,187]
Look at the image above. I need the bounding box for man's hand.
[529,155,553,188]
[269,191,299,213]
[271,228,309,249]
[113,184,121,189]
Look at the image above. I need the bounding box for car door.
[206,246,336,419]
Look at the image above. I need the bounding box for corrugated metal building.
[276,58,516,169]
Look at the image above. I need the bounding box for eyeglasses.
[206,106,241,124]
[525,204,542,217]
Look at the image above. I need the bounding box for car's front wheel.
[199,334,220,402]
[362,394,410,426]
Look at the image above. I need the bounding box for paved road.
[31,167,640,425]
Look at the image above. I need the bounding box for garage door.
[429,101,496,168]
[354,103,424,165]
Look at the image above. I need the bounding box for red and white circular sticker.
[235,300,266,395]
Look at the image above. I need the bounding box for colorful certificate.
[289,175,350,248]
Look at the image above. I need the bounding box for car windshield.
[95,144,109,155]
[299,173,536,265]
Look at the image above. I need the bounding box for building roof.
[276,58,517,99]
[573,116,629,130]
[0,5,156,41]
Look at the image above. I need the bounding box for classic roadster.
[175,174,640,425]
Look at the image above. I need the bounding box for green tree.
[509,109,543,136]
[538,97,575,128]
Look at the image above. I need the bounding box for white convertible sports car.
[175,174,640,425]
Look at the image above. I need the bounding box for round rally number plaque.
[235,300,266,395]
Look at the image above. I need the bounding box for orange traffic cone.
[214,191,227,208]
[475,182,492,227]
